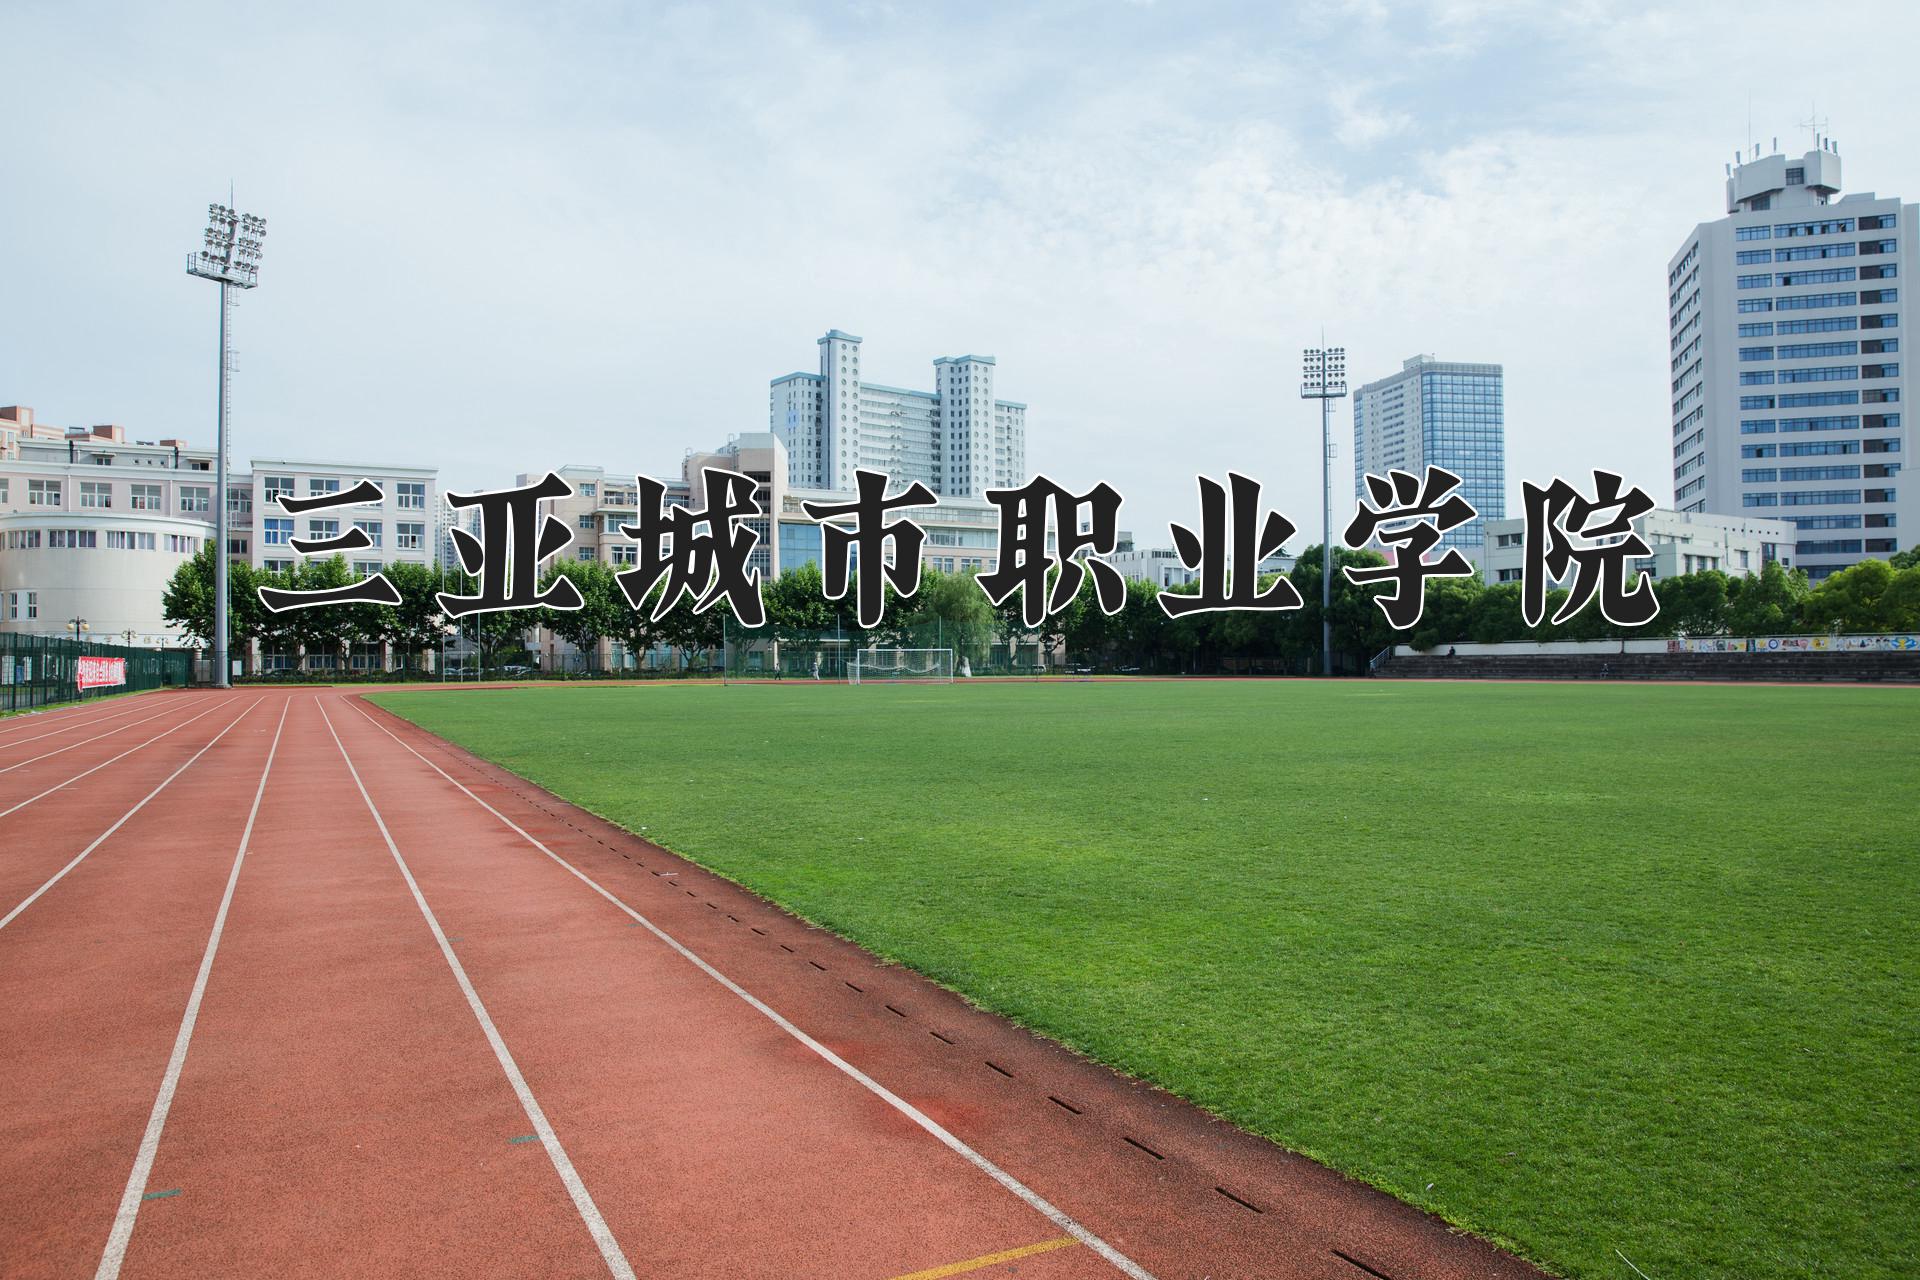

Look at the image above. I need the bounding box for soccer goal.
[848,647,955,684]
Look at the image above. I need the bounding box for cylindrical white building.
[0,511,209,647]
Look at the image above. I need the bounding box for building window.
[578,514,595,529]
[309,518,340,540]
[307,477,341,497]
[80,481,112,508]
[180,486,211,514]
[395,522,424,550]
[264,476,295,504]
[580,483,597,497]
[397,482,426,509]
[129,483,162,510]
[1785,166,1804,185]
[263,517,293,546]
[354,520,382,547]
[577,546,597,562]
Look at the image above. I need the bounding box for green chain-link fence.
[0,633,195,713]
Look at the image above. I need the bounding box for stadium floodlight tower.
[1300,344,1347,677]
[186,202,266,689]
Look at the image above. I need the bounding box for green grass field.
[371,679,1919,1280]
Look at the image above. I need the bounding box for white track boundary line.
[93,699,290,1280]
[0,696,214,775]
[0,699,265,932]
[0,697,237,822]
[0,694,182,752]
[0,692,165,743]
[318,699,637,1280]
[349,699,1158,1280]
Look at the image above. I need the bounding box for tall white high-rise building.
[1351,355,1505,553]
[1668,139,1912,579]
[768,330,1027,498]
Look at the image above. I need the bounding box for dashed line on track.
[94,700,290,1280]
[349,697,1159,1280]
[0,698,264,934]
[319,698,638,1280]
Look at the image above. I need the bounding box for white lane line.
[350,699,1158,1280]
[318,699,637,1280]
[0,695,183,753]
[0,696,215,775]
[0,693,162,744]
[0,697,236,822]
[93,699,290,1280]
[0,700,264,933]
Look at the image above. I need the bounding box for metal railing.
[0,633,195,713]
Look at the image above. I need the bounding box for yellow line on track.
[883,1235,1080,1279]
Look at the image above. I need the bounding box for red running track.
[0,687,1547,1280]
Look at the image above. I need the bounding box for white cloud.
[2,0,1917,550]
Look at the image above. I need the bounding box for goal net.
[849,647,955,684]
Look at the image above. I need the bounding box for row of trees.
[162,543,1920,676]
[1056,550,1920,671]
[162,548,453,673]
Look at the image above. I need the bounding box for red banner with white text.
[76,656,127,690]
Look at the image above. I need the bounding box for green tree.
[900,565,998,667]
[378,561,452,673]
[161,543,272,674]
[278,556,374,670]
[1404,574,1486,652]
[1651,570,1729,638]
[1286,546,1396,672]
[539,559,628,672]
[762,562,840,637]
[1881,566,1920,632]
[1723,559,1811,636]
[1803,558,1898,633]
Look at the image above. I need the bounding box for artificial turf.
[370,679,1918,1280]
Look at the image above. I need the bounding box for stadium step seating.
[1372,650,1920,682]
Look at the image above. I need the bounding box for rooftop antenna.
[1799,104,1828,151]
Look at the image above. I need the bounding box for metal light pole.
[1300,345,1347,677]
[186,202,266,689]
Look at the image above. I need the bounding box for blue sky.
[4,0,1917,545]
